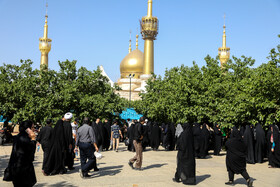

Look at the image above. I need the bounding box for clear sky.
[0,0,279,82]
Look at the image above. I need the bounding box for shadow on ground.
[234,177,256,185]
[90,165,123,178]
[35,181,78,187]
[0,155,10,178]
[144,163,168,170]
[196,174,211,184]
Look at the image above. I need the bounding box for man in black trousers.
[76,117,99,178]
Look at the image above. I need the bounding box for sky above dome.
[0,0,279,82]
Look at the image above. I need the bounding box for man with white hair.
[63,112,75,170]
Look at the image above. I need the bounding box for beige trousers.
[129,140,143,168]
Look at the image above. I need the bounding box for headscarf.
[175,124,184,138]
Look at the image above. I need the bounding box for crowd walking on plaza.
[2,112,280,186]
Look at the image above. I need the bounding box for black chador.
[268,125,280,168]
[6,121,37,187]
[142,123,150,150]
[44,120,67,175]
[174,123,196,185]
[199,124,210,158]
[150,122,161,150]
[254,123,266,163]
[63,120,74,170]
[103,121,111,151]
[243,125,255,164]
[37,123,53,171]
[225,127,253,186]
[193,123,201,157]
[91,121,103,149]
[213,124,222,155]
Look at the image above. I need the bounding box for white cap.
[64,112,73,120]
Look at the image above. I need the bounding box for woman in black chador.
[225,126,253,187]
[44,120,67,175]
[267,124,280,168]
[243,124,255,164]
[199,123,210,158]
[254,123,266,163]
[213,123,222,155]
[4,120,37,187]
[193,123,201,157]
[173,123,196,185]
[150,122,161,150]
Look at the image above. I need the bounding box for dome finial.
[129,30,132,53]
[223,14,226,48]
[147,0,153,17]
[136,28,139,49]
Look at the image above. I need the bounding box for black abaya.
[63,121,74,169]
[7,121,37,187]
[254,123,266,163]
[268,125,280,168]
[175,123,196,185]
[213,124,222,155]
[92,122,102,148]
[103,121,111,150]
[127,123,135,151]
[44,120,66,175]
[142,124,150,150]
[193,123,201,157]
[150,122,161,150]
[225,128,247,174]
[199,124,210,158]
[243,125,255,164]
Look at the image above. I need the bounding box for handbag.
[124,138,129,146]
[3,167,13,181]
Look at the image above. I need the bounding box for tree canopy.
[0,60,125,124]
[133,36,280,128]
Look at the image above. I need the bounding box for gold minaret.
[39,2,52,70]
[129,30,132,53]
[218,15,230,67]
[141,0,158,75]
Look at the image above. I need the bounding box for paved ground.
[0,143,279,187]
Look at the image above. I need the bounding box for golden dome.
[120,49,144,79]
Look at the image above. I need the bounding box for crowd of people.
[2,113,280,186]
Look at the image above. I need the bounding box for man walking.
[76,117,99,178]
[37,119,53,174]
[128,117,145,170]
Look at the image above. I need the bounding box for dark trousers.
[65,139,75,169]
[79,142,96,173]
[228,169,250,181]
[42,145,50,170]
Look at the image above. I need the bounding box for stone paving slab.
[0,143,279,187]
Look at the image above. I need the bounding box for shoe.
[116,150,118,152]
[68,167,75,170]
[172,178,180,183]
[247,178,253,187]
[128,162,134,169]
[94,168,99,172]
[59,169,67,174]
[83,173,91,178]
[225,181,234,185]
[134,168,143,171]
